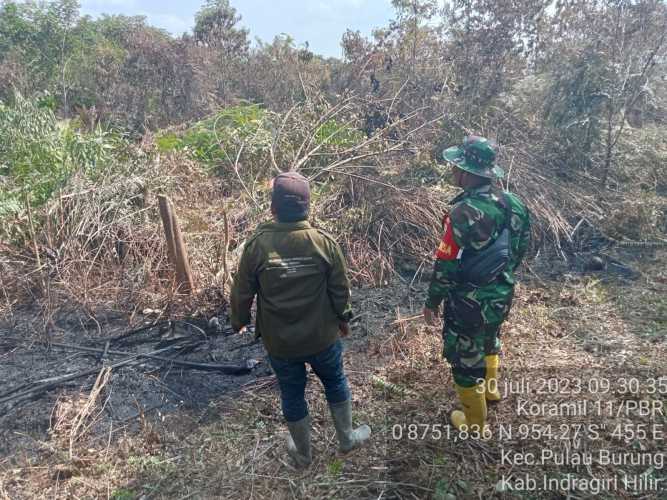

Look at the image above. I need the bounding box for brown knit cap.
[271,172,310,222]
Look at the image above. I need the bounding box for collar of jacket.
[450,183,494,206]
[260,220,312,232]
[464,183,493,196]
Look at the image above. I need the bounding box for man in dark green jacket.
[230,171,370,467]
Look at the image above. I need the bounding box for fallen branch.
[68,366,112,458]
[390,314,423,326]
[90,321,170,345]
[91,319,214,346]
[0,344,188,407]
[49,342,259,374]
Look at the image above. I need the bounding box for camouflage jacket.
[425,184,531,314]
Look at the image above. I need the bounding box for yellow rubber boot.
[451,383,488,436]
[485,355,502,402]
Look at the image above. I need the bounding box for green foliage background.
[0,0,665,244]
[0,94,127,237]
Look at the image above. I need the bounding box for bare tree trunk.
[600,102,615,189]
[411,0,418,76]
[157,195,194,294]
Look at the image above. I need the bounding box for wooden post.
[157,195,194,294]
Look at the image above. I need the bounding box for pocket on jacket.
[446,295,483,330]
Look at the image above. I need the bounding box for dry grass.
[0,154,245,327]
[49,367,112,460]
[1,251,664,499]
[0,101,665,499]
[0,147,453,325]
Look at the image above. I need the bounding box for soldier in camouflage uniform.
[423,136,531,435]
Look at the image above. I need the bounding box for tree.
[542,0,667,187]
[0,0,81,112]
[193,0,249,54]
[391,0,439,73]
[443,0,549,116]
[191,1,250,105]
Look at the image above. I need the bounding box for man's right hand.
[339,322,351,337]
[423,306,440,327]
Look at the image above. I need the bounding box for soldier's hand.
[339,322,351,337]
[423,306,440,327]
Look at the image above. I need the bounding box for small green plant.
[178,103,272,166]
[110,489,135,500]
[433,479,456,500]
[583,279,607,305]
[327,458,344,477]
[155,132,180,153]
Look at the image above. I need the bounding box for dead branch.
[0,344,188,407]
[48,341,257,374]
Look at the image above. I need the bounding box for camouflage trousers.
[442,286,514,387]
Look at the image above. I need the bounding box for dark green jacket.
[230,220,353,359]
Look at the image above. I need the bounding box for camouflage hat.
[442,135,504,179]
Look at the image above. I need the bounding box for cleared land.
[1,247,665,499]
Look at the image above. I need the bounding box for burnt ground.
[0,242,665,499]
[0,282,406,469]
[0,310,269,461]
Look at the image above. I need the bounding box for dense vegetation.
[1,3,666,499]
[1,0,666,303]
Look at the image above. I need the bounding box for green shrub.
[314,119,363,147]
[155,132,180,153]
[0,93,128,235]
[153,103,372,205]
[110,489,135,500]
[178,103,272,165]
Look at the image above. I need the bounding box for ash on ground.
[0,309,268,460]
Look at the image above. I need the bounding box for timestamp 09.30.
[515,376,667,396]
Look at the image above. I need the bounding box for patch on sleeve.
[435,215,461,261]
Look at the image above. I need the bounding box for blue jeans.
[268,340,351,422]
